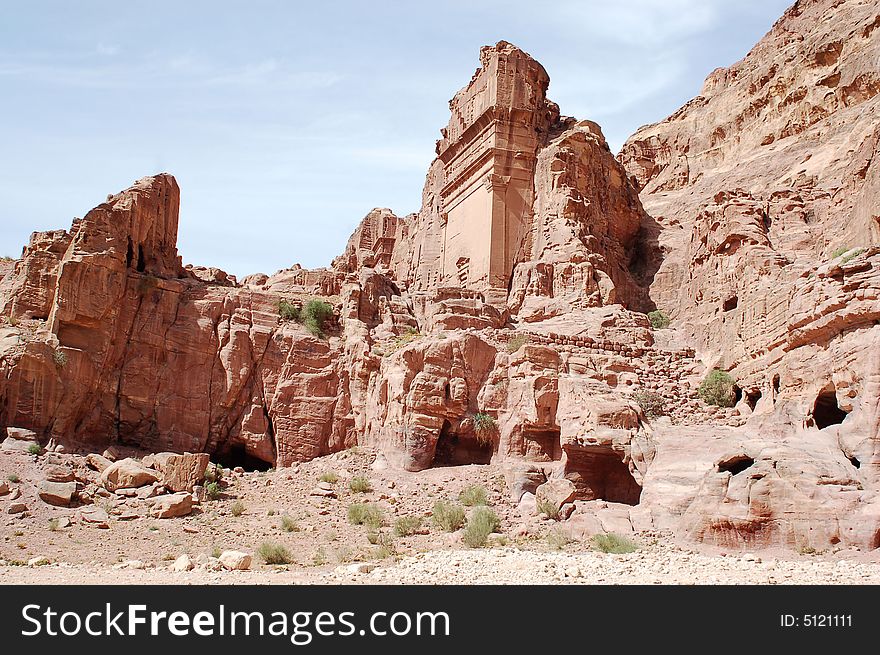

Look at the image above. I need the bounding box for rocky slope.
[2,0,879,554]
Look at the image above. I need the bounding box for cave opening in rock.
[215,442,273,472]
[813,388,848,429]
[723,295,738,312]
[433,419,493,467]
[848,455,861,469]
[745,389,762,410]
[522,428,562,461]
[772,374,781,394]
[718,454,754,475]
[564,449,641,506]
[136,245,146,273]
[733,385,743,404]
[125,238,134,268]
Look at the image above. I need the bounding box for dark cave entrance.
[433,420,493,467]
[813,387,848,429]
[215,442,273,472]
[718,454,755,475]
[564,449,642,506]
[745,389,762,410]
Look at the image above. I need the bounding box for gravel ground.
[4,541,880,585]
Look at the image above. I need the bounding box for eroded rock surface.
[1,0,879,552]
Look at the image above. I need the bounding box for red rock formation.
[2,2,880,552]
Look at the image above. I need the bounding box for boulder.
[146,452,210,493]
[1,427,40,453]
[171,554,194,572]
[38,480,77,506]
[535,479,577,512]
[149,492,193,518]
[0,482,9,496]
[86,454,113,472]
[7,502,28,514]
[100,458,159,492]
[44,465,75,483]
[80,507,110,527]
[218,550,252,571]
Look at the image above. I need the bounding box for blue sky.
[0,0,792,277]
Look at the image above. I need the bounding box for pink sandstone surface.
[1,0,879,552]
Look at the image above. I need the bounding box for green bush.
[431,500,466,532]
[458,485,488,507]
[258,542,293,565]
[27,443,41,456]
[840,248,865,264]
[280,514,299,532]
[230,500,245,517]
[7,473,20,483]
[203,463,223,484]
[393,515,423,537]
[698,369,737,407]
[591,533,638,554]
[506,334,529,353]
[633,390,667,419]
[536,497,560,520]
[347,503,383,529]
[205,481,222,501]
[462,506,501,548]
[647,309,670,329]
[472,412,497,447]
[278,299,334,337]
[349,475,371,493]
[48,518,60,532]
[319,471,339,484]
[278,300,301,322]
[831,246,850,259]
[302,299,334,337]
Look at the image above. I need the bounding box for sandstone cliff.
[2,1,879,552]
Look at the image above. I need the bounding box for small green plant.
[591,532,639,554]
[7,314,19,327]
[267,509,276,516]
[472,412,497,447]
[831,246,850,259]
[7,474,20,483]
[347,503,383,529]
[458,485,488,507]
[319,471,339,484]
[387,327,422,354]
[203,463,223,484]
[27,443,41,456]
[312,548,327,566]
[211,546,222,558]
[230,500,245,517]
[431,500,466,532]
[546,527,573,550]
[302,299,334,337]
[366,529,381,545]
[48,518,60,532]
[393,515,423,537]
[278,299,301,322]
[462,506,501,548]
[536,497,560,520]
[280,514,299,533]
[349,475,371,493]
[698,369,737,407]
[506,334,529,353]
[52,348,68,368]
[632,390,667,419]
[840,248,865,265]
[205,481,222,500]
[647,309,671,329]
[258,541,292,565]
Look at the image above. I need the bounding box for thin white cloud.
[96,43,119,56]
